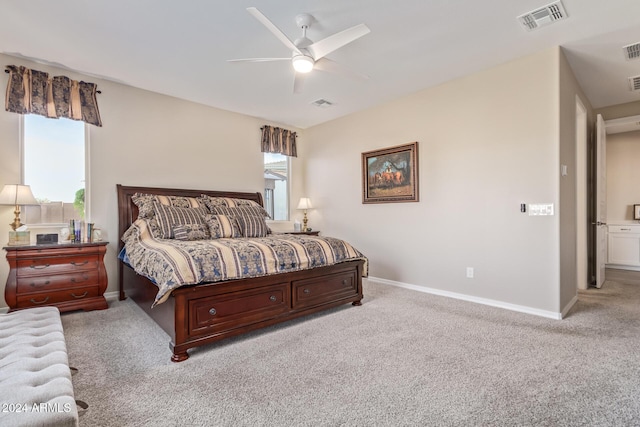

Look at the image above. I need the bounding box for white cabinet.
[608,225,640,266]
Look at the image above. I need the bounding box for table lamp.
[0,184,38,230]
[296,197,312,232]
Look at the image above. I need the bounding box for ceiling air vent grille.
[311,99,333,108]
[629,76,640,92]
[517,1,568,31]
[623,42,640,60]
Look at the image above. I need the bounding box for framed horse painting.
[361,142,419,204]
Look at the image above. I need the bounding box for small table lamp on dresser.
[297,197,312,232]
[0,184,38,245]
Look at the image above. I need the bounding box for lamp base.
[8,230,30,246]
[302,211,308,232]
[10,205,23,231]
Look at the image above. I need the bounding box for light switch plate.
[529,203,554,216]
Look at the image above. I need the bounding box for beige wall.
[0,53,304,308]
[0,47,599,316]
[304,48,564,313]
[607,130,640,223]
[596,101,640,121]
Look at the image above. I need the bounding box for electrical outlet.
[466,267,474,278]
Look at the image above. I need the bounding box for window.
[22,115,86,225]
[264,153,289,220]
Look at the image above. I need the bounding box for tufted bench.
[0,307,79,427]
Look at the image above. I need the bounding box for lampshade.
[297,197,312,210]
[0,184,38,206]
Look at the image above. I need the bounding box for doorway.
[588,113,640,288]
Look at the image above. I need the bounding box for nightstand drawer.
[16,270,100,293]
[16,285,102,308]
[16,255,99,277]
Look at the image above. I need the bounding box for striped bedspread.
[122,219,368,306]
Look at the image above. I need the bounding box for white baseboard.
[606,264,640,272]
[561,294,578,318]
[104,291,120,302]
[366,276,564,320]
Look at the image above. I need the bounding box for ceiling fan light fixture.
[292,55,314,73]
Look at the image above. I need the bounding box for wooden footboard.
[122,259,364,362]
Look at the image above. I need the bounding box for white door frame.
[575,96,588,290]
[595,114,607,288]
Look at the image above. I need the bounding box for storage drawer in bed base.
[121,260,365,362]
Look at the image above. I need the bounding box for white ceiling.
[2,0,640,129]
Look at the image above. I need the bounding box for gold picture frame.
[362,142,419,204]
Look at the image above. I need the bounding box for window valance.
[4,65,102,127]
[261,125,297,157]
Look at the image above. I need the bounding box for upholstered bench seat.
[0,307,78,427]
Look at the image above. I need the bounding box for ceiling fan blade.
[314,58,370,81]
[246,7,301,54]
[293,72,306,94]
[308,23,370,60]
[227,58,290,63]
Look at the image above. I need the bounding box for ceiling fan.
[228,7,371,93]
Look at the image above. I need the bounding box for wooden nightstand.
[4,242,109,312]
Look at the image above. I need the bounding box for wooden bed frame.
[117,184,364,362]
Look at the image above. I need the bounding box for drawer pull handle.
[30,296,50,305]
[71,261,89,266]
[621,228,631,231]
[30,280,50,286]
[209,308,217,316]
[269,295,277,302]
[71,292,88,299]
[342,279,348,285]
[30,264,50,269]
[70,275,89,283]
[303,289,311,294]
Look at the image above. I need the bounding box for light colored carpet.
[61,278,640,426]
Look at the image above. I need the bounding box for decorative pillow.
[209,206,270,238]
[199,195,271,219]
[132,193,208,219]
[152,202,208,239]
[173,224,210,241]
[203,214,242,238]
[131,193,157,219]
[144,217,162,239]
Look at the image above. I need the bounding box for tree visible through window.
[264,153,289,220]
[23,115,86,224]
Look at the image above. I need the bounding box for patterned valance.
[261,125,297,157]
[4,65,102,127]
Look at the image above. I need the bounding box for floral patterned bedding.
[122,219,368,306]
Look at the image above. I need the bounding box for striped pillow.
[173,224,210,241]
[132,193,208,219]
[199,195,271,219]
[203,214,242,238]
[209,206,270,238]
[152,202,208,239]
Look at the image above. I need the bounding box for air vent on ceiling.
[311,99,333,108]
[517,1,568,31]
[628,76,640,92]
[623,42,640,60]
